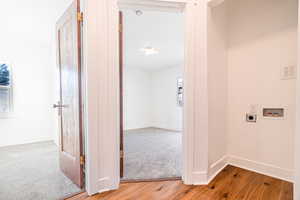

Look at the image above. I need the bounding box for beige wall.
[207,0,297,181]
[227,0,297,178]
[207,2,228,172]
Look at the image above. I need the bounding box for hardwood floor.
[69,165,293,200]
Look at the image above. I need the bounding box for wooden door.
[119,11,124,178]
[56,0,84,188]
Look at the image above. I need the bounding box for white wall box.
[263,108,284,118]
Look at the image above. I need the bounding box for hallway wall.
[151,66,183,131]
[227,0,297,180]
[123,68,152,130]
[123,66,183,131]
[207,1,228,176]
[0,0,72,147]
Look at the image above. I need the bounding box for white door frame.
[294,0,300,199]
[83,0,215,195]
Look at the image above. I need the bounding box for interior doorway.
[56,0,84,189]
[119,9,184,181]
[0,0,85,199]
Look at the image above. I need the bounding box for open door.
[119,11,124,178]
[55,0,84,188]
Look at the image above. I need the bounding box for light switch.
[281,66,296,80]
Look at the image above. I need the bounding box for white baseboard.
[191,156,228,185]
[125,127,181,132]
[0,139,55,148]
[227,155,294,183]
[208,156,228,183]
[88,177,117,196]
[205,155,294,184]
[191,171,208,185]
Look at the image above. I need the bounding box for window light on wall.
[140,46,159,56]
[0,63,13,116]
[177,77,183,107]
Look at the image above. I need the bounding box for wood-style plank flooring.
[69,165,293,200]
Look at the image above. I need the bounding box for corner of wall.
[206,155,294,184]
[227,155,294,183]
[207,156,228,183]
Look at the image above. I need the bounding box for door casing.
[83,0,210,195]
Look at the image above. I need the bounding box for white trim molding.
[207,0,225,7]
[83,0,120,195]
[118,0,186,12]
[192,154,294,186]
[207,156,228,183]
[182,0,209,185]
[191,171,209,185]
[228,155,294,183]
[206,155,294,184]
[84,0,210,194]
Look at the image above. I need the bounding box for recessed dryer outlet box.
[246,114,257,123]
[263,108,284,118]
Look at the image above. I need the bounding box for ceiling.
[123,10,184,71]
[0,0,72,47]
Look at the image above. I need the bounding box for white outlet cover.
[281,65,296,80]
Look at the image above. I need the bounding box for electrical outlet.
[246,114,257,123]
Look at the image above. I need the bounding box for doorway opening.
[119,9,184,181]
[0,0,85,199]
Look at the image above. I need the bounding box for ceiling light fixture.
[140,46,159,55]
[135,10,143,16]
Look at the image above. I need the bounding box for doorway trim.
[83,0,209,195]
[118,3,185,183]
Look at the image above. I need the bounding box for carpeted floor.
[0,141,81,200]
[122,128,182,180]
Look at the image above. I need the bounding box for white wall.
[227,0,297,180]
[0,0,72,147]
[207,2,228,177]
[123,66,183,131]
[123,68,152,130]
[151,66,183,131]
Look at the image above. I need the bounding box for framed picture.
[177,77,183,107]
[0,63,13,115]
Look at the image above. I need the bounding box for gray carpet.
[122,128,182,180]
[0,141,81,200]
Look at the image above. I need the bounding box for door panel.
[56,0,83,188]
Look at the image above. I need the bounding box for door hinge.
[80,155,85,165]
[120,150,124,158]
[77,12,83,22]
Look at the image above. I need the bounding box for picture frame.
[177,77,183,107]
[0,63,13,116]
